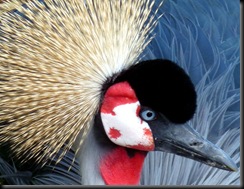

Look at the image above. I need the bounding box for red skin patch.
[101,82,138,115]
[127,143,155,151]
[136,105,140,117]
[100,146,147,185]
[136,105,143,124]
[143,128,152,137]
[109,127,121,139]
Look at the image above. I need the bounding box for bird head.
[99,59,238,172]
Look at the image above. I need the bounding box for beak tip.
[227,162,239,172]
[215,154,239,172]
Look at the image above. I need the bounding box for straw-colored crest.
[0,0,160,165]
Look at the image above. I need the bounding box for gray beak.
[150,120,238,172]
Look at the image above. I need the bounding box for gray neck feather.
[76,126,106,185]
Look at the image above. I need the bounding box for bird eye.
[140,108,157,121]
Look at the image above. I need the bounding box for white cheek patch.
[101,101,155,151]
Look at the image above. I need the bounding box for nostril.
[189,141,203,147]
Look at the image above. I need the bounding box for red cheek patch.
[109,127,122,139]
[101,82,138,115]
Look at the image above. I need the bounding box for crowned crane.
[0,0,240,185]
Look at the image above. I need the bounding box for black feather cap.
[114,59,197,124]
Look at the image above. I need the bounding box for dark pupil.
[147,112,153,117]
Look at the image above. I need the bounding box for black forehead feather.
[115,59,197,124]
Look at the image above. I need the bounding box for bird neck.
[100,146,147,185]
